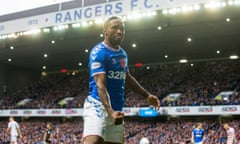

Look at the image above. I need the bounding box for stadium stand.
[0,60,239,143]
[0,60,239,109]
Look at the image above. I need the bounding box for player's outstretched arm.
[125,71,160,109]
[94,73,124,124]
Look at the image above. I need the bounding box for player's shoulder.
[89,42,108,62]
[91,42,106,54]
[119,46,127,54]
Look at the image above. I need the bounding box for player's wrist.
[146,94,151,98]
[144,92,151,99]
[106,108,114,116]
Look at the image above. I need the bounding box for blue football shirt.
[88,42,128,111]
[192,128,205,143]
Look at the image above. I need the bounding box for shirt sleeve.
[16,122,20,129]
[89,48,106,76]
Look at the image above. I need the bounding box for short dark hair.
[103,16,122,30]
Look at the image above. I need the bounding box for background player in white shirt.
[223,123,237,144]
[6,117,22,144]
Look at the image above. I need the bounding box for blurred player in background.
[43,122,54,144]
[223,123,237,144]
[6,117,22,144]
[191,122,205,144]
[82,16,160,144]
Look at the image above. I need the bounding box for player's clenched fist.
[111,111,124,125]
[147,95,160,110]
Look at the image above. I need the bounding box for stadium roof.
[0,2,240,72]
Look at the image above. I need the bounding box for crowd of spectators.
[0,71,89,109]
[0,117,239,144]
[125,60,240,107]
[0,60,240,109]
[125,118,240,144]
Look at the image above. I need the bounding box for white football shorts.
[10,135,18,143]
[82,96,124,143]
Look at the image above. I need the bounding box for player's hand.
[147,95,160,110]
[111,111,124,125]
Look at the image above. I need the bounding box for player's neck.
[103,40,120,50]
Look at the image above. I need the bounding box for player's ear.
[103,30,108,37]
